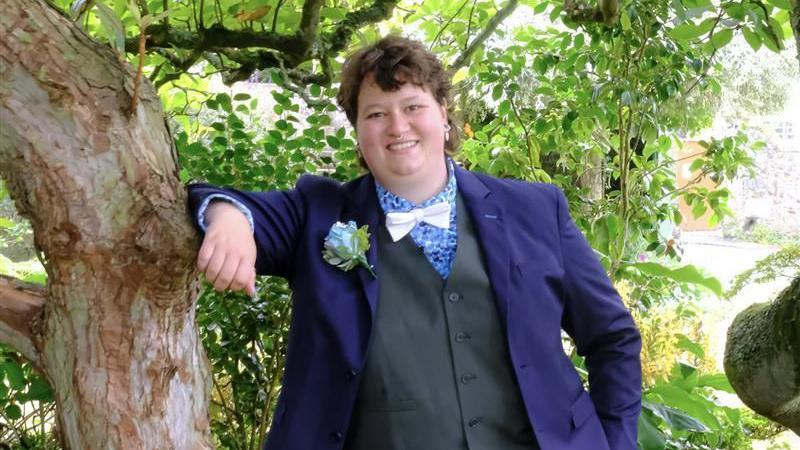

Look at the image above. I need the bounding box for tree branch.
[564,0,620,25]
[123,0,401,86]
[451,0,519,71]
[0,275,45,368]
[299,0,325,47]
[323,0,400,55]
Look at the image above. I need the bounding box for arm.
[553,185,642,450]
[187,182,307,287]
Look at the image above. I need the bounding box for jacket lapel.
[343,174,381,327]
[455,166,512,326]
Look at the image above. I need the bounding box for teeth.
[387,141,418,150]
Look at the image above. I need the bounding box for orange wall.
[675,141,719,231]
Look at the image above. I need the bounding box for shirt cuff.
[197,194,255,232]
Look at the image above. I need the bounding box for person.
[188,35,641,450]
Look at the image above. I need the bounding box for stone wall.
[727,125,800,235]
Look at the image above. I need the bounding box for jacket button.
[331,431,343,441]
[468,416,482,427]
[448,292,460,303]
[455,332,470,342]
[348,369,357,380]
[460,373,476,384]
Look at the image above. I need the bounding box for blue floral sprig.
[322,221,376,278]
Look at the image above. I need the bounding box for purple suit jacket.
[188,165,642,450]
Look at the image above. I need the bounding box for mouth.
[386,140,419,151]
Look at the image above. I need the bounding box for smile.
[387,140,418,151]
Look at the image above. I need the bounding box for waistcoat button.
[448,292,460,302]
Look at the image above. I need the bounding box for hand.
[197,201,257,296]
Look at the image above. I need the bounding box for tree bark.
[0,0,213,448]
[724,276,800,435]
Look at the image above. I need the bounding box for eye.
[407,104,425,112]
[366,111,385,119]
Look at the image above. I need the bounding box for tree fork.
[0,0,213,448]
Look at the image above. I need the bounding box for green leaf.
[2,361,25,390]
[676,334,705,359]
[451,66,469,84]
[127,0,141,23]
[647,385,719,430]
[94,3,126,53]
[233,93,251,101]
[0,217,14,229]
[216,93,232,113]
[326,135,341,149]
[27,376,54,401]
[670,23,706,41]
[642,399,710,432]
[620,11,631,31]
[629,262,723,296]
[710,28,733,49]
[767,0,791,10]
[637,412,667,450]
[742,28,762,51]
[5,403,22,420]
[698,373,735,393]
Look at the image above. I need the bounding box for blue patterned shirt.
[375,159,458,279]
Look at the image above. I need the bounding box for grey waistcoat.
[344,194,539,450]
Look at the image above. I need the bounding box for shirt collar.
[375,158,457,214]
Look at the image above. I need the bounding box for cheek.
[356,124,380,146]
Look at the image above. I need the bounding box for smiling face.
[355,74,449,199]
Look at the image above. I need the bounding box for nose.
[387,113,411,138]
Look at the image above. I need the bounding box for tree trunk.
[724,276,800,435]
[0,0,213,448]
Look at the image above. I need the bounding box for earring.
[444,123,451,142]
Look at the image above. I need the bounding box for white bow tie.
[385,202,451,242]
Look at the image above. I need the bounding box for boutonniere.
[322,221,376,278]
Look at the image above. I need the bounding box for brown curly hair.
[336,35,460,156]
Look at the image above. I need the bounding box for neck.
[377,158,449,204]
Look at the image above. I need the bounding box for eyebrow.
[361,95,425,111]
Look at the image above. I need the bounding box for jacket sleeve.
[187,182,307,279]
[553,185,642,450]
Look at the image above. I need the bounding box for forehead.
[357,74,435,110]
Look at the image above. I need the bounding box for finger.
[197,239,216,272]
[229,262,253,292]
[204,250,227,287]
[246,268,257,298]
[213,256,239,292]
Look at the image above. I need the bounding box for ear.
[438,100,448,122]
